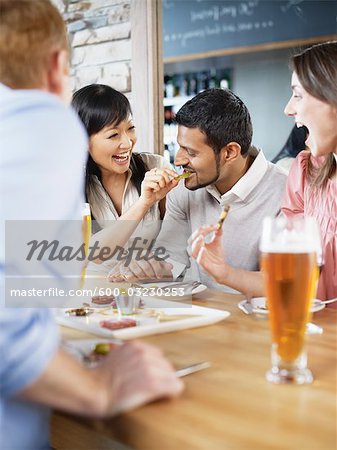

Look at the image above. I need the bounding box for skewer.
[217,205,230,229]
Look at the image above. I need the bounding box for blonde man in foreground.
[0,2,183,449]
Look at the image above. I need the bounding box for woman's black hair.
[71,84,147,207]
[272,125,308,163]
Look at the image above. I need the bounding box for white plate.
[238,297,325,314]
[56,300,229,339]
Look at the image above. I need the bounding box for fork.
[322,297,337,305]
[64,342,211,375]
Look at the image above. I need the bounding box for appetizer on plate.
[100,318,137,330]
[65,307,93,317]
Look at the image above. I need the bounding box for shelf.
[163,95,193,107]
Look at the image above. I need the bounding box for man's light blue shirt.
[0,84,87,449]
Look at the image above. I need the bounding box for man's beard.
[185,153,221,191]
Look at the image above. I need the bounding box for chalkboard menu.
[163,0,337,60]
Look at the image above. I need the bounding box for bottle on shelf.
[197,72,209,93]
[188,73,198,96]
[163,68,232,105]
[179,73,189,97]
[173,75,181,97]
[209,68,219,89]
[164,106,173,124]
[218,69,231,90]
[165,75,175,98]
[175,73,185,97]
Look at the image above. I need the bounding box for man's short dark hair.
[175,88,253,156]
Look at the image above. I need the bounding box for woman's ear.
[220,142,242,162]
[47,49,71,103]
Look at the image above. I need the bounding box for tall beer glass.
[81,203,92,287]
[260,216,320,384]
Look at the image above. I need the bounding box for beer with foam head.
[260,216,320,384]
[261,251,317,362]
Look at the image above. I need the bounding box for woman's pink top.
[282,151,337,303]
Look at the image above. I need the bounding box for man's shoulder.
[1,86,62,114]
[245,156,287,203]
[1,86,81,126]
[31,93,84,133]
[250,160,287,203]
[0,88,87,150]
[265,160,288,181]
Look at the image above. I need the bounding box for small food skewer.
[217,205,230,229]
[175,170,192,181]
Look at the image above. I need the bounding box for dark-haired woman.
[72,84,178,262]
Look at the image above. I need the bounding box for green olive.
[93,343,111,355]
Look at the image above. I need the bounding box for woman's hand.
[190,225,230,284]
[139,167,179,208]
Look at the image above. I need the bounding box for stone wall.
[52,0,131,93]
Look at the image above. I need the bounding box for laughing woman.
[281,41,337,301]
[72,84,178,263]
[190,41,337,303]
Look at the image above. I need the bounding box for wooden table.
[52,290,337,450]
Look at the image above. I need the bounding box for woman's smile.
[111,151,131,165]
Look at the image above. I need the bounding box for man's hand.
[97,341,184,416]
[190,225,229,284]
[19,342,183,418]
[107,258,173,283]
